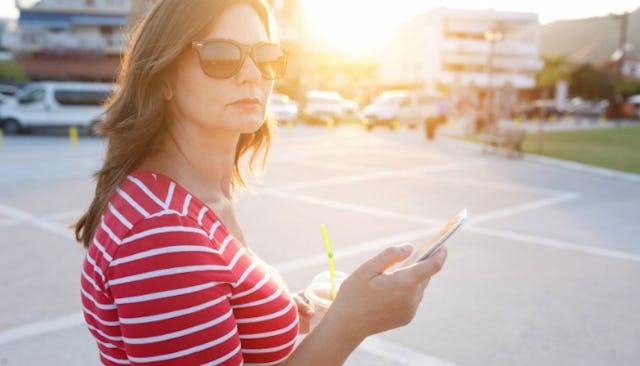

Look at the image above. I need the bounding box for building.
[599,54,640,81]
[379,8,543,116]
[4,0,133,81]
[3,0,303,82]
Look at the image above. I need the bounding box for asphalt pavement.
[0,122,638,365]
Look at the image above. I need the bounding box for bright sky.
[1,0,638,57]
[299,0,639,58]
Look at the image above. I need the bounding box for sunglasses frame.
[191,38,288,80]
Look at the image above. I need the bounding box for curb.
[439,136,640,184]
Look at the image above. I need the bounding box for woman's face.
[166,4,274,136]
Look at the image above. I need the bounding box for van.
[362,90,445,130]
[0,81,114,134]
[302,90,359,125]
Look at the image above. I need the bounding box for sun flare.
[300,0,418,59]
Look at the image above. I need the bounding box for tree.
[536,55,573,98]
[0,60,29,82]
[569,63,614,100]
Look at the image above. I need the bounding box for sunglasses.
[191,39,288,80]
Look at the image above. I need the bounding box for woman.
[75,0,447,365]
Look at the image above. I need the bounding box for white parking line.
[0,203,74,240]
[466,225,640,262]
[470,193,581,224]
[260,189,639,263]
[0,209,82,228]
[0,313,84,345]
[270,160,485,191]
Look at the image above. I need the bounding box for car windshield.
[374,94,405,106]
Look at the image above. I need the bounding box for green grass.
[522,125,640,174]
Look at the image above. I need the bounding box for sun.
[299,0,413,59]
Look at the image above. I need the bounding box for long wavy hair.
[75,0,277,248]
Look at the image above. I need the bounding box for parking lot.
[0,125,639,365]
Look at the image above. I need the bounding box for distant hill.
[540,7,640,63]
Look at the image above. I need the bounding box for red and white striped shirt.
[81,170,299,365]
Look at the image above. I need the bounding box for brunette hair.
[75,0,276,248]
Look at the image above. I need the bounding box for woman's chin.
[236,118,267,134]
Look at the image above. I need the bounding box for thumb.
[360,244,413,276]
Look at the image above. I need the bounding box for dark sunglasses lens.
[199,42,242,78]
[253,44,287,79]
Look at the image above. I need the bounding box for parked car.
[0,81,114,135]
[0,83,20,98]
[511,99,564,120]
[268,92,299,124]
[362,89,445,130]
[302,90,359,125]
[628,94,640,119]
[564,98,608,118]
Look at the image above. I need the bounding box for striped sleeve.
[106,213,243,365]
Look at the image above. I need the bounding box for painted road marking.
[0,313,84,345]
[0,203,74,240]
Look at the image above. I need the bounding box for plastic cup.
[304,270,348,330]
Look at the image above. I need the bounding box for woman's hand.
[292,291,314,335]
[322,244,447,341]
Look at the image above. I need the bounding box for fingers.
[292,292,314,317]
[400,246,448,285]
[359,244,414,277]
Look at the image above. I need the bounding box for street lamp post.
[484,29,503,130]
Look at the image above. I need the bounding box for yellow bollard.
[69,126,79,144]
[326,118,334,132]
[513,116,521,126]
[598,115,606,125]
[286,120,294,134]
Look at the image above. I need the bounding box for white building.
[3,0,132,80]
[379,8,543,91]
[6,0,131,55]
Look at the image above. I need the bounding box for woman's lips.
[229,98,261,110]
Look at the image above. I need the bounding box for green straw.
[320,224,337,299]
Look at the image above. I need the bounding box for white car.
[302,90,359,125]
[628,94,640,119]
[362,90,445,130]
[268,93,299,124]
[0,81,114,134]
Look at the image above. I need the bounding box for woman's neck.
[141,126,239,203]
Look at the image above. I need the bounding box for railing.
[4,29,127,55]
[443,39,538,57]
[17,0,131,14]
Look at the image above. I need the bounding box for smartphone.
[403,209,467,265]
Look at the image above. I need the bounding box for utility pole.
[611,12,629,119]
[617,12,628,81]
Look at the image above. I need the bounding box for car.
[564,98,608,118]
[268,93,299,125]
[362,89,446,130]
[302,90,359,125]
[0,83,20,98]
[628,94,640,119]
[0,81,114,135]
[519,99,564,120]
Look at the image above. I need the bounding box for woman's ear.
[163,81,173,101]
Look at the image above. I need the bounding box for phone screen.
[403,209,467,265]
